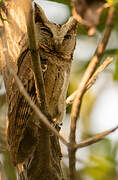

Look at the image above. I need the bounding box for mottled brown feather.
[6,3,78,165]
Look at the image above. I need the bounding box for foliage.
[81,139,118,180]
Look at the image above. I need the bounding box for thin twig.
[27,4,48,114]
[75,126,118,149]
[0,25,69,148]
[66,57,114,105]
[69,6,115,180]
[86,57,114,89]
[66,90,78,107]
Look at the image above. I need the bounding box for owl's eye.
[64,34,71,39]
[40,27,53,37]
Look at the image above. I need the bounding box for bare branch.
[69,6,115,180]
[75,126,118,149]
[86,57,114,89]
[66,90,78,107]
[27,4,48,114]
[66,57,114,105]
[0,25,69,148]
[70,6,115,142]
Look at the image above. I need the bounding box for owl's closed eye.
[35,3,78,56]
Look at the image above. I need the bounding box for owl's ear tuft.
[72,18,78,31]
[34,3,48,24]
[66,17,78,33]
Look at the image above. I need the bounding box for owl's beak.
[53,39,62,51]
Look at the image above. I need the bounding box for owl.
[6,3,78,165]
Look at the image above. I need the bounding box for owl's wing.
[7,50,37,164]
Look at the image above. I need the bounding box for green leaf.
[114,57,118,82]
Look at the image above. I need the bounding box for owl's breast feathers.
[7,47,71,164]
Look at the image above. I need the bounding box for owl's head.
[34,3,78,61]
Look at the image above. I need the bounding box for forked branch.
[69,6,116,180]
[66,57,114,105]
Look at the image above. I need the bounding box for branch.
[27,4,48,114]
[66,7,115,106]
[0,25,69,148]
[68,6,115,180]
[66,56,114,105]
[86,57,114,89]
[70,6,115,141]
[75,126,118,149]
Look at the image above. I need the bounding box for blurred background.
[0,0,118,179]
